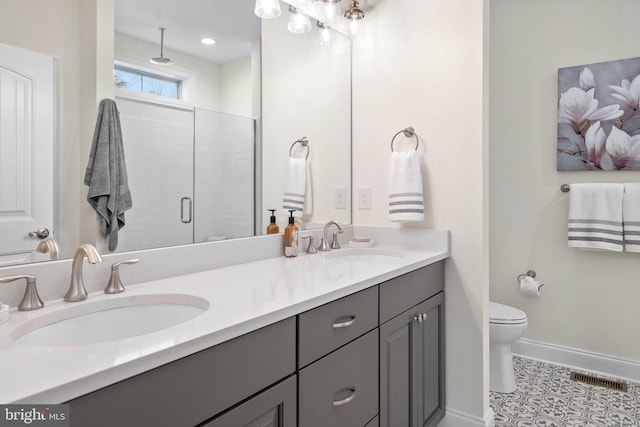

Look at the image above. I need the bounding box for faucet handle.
[105,259,140,294]
[301,236,317,254]
[0,275,44,311]
[331,230,343,249]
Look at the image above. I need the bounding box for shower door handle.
[180,197,192,224]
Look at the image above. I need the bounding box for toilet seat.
[489,302,527,325]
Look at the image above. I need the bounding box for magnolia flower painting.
[558,57,640,171]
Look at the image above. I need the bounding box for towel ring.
[289,137,309,160]
[390,127,419,152]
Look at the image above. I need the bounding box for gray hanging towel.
[84,99,132,251]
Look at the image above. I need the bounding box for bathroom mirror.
[0,0,351,266]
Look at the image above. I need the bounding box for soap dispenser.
[267,209,279,234]
[283,210,299,257]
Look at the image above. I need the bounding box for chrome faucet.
[318,220,344,251]
[36,237,60,260]
[0,275,44,311]
[64,244,103,302]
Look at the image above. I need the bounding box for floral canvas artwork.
[557,57,640,171]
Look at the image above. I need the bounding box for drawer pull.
[332,387,356,407]
[332,316,356,329]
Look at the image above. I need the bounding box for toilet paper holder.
[516,270,544,291]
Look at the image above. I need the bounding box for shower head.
[150,27,173,65]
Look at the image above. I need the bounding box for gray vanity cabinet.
[67,261,445,427]
[380,293,445,427]
[67,318,295,427]
[203,375,296,427]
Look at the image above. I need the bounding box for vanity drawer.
[298,286,378,367]
[299,329,379,427]
[68,318,295,427]
[379,261,444,324]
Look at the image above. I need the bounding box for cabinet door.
[414,293,445,427]
[379,303,414,427]
[203,375,296,427]
[379,292,445,427]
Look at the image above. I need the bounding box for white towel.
[388,150,424,222]
[623,183,640,252]
[282,157,311,218]
[568,183,624,252]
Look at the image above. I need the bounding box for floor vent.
[570,372,628,392]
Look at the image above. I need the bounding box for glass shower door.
[116,97,195,252]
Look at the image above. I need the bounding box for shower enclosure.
[115,97,255,252]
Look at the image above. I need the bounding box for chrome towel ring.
[289,137,309,159]
[390,126,419,152]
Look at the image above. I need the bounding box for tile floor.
[490,356,640,427]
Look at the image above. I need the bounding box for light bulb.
[349,19,364,38]
[317,22,335,46]
[323,1,341,21]
[255,0,281,19]
[288,6,312,33]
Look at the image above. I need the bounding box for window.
[114,65,181,99]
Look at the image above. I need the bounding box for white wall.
[490,0,640,362]
[220,56,253,118]
[352,0,488,423]
[261,15,351,232]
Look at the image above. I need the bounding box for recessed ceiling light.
[201,38,216,45]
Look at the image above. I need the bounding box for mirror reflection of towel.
[84,99,132,251]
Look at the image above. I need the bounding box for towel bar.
[390,126,419,152]
[560,184,570,192]
[289,137,309,159]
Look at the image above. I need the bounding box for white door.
[0,43,54,266]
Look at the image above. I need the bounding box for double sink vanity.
[0,227,449,427]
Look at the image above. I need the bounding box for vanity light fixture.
[201,38,216,45]
[321,0,342,22]
[254,0,281,19]
[316,21,336,46]
[344,0,365,38]
[288,6,312,34]
[150,28,173,65]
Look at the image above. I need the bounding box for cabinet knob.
[332,387,356,407]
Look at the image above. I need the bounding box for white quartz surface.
[0,239,447,404]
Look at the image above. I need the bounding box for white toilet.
[489,302,528,393]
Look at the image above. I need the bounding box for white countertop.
[0,241,448,404]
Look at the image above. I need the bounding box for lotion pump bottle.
[284,210,299,257]
[267,209,279,234]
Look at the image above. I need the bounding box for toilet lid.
[489,302,527,324]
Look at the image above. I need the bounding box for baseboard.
[438,407,494,427]
[513,338,640,383]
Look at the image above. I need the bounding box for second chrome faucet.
[64,244,103,302]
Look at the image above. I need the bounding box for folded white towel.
[388,150,424,222]
[568,183,624,252]
[283,157,310,218]
[623,183,640,252]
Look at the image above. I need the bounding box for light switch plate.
[358,187,372,210]
[334,187,346,209]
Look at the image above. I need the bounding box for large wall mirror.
[0,0,351,266]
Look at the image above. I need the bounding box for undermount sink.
[11,294,209,347]
[323,248,405,263]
